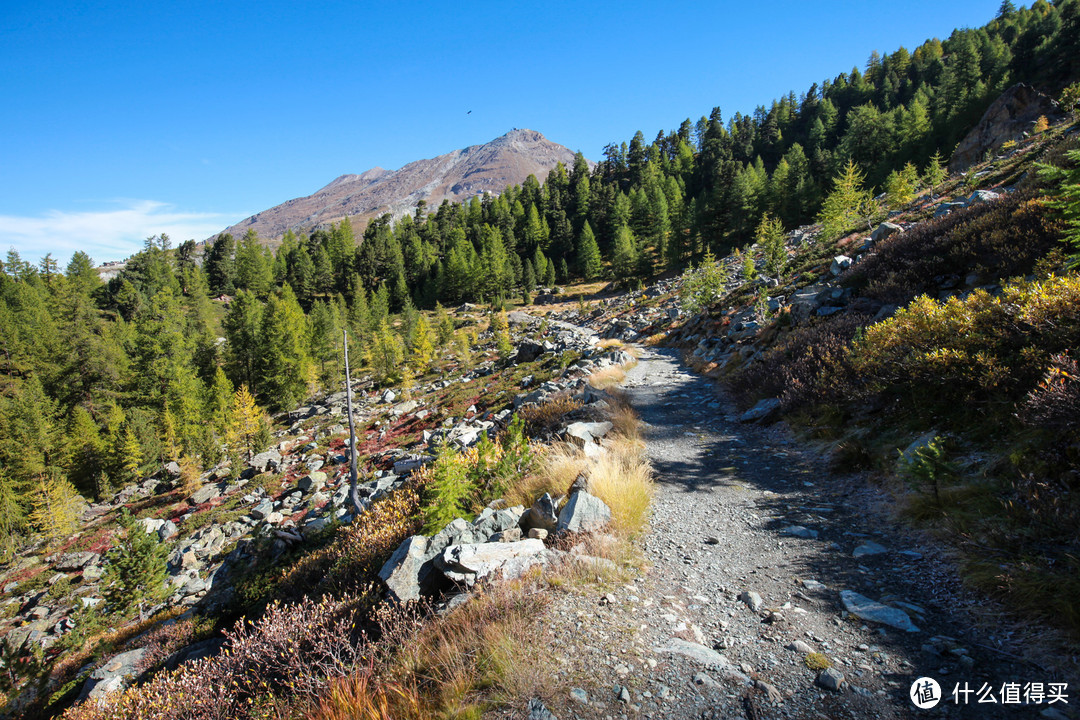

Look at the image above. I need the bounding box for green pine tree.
[576,221,603,281]
[103,508,169,620]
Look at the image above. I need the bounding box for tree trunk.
[343,329,363,517]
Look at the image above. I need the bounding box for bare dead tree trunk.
[343,328,363,517]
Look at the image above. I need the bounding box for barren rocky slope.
[217,129,584,243]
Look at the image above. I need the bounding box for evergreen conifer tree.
[756,213,788,282]
[818,160,874,239]
[103,508,168,620]
[576,221,603,281]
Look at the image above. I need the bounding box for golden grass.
[585,435,653,539]
[505,443,586,508]
[603,388,640,440]
[308,669,427,720]
[588,365,627,389]
[597,338,625,350]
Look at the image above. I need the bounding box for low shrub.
[845,190,1060,304]
[517,394,583,436]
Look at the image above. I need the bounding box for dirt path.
[540,346,1062,720]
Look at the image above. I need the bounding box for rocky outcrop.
[950,83,1059,172]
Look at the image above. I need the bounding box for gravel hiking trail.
[560,345,1055,720]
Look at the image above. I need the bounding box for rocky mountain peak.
[216,130,585,244]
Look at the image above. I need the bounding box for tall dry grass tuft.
[506,442,586,508]
[308,667,428,720]
[395,579,554,716]
[587,365,627,390]
[603,388,640,440]
[586,436,653,538]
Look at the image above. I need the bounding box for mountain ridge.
[216,129,585,243]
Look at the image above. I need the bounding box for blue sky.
[0,0,1001,265]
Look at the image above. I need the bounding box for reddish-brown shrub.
[730,314,867,412]
[845,190,1060,304]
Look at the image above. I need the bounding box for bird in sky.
[467,110,472,114]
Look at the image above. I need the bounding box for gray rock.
[520,493,559,533]
[556,491,611,534]
[297,472,327,493]
[440,539,547,582]
[654,638,730,670]
[381,389,396,403]
[853,541,887,558]
[393,455,434,475]
[164,461,182,477]
[786,640,813,653]
[968,189,1000,205]
[138,517,166,535]
[515,341,545,364]
[80,647,148,701]
[840,590,919,632]
[248,449,282,473]
[950,83,1059,171]
[816,668,845,692]
[569,687,588,704]
[250,501,274,520]
[527,698,558,720]
[379,535,431,602]
[158,520,178,541]
[564,421,613,447]
[870,222,903,242]
[830,255,852,276]
[739,398,781,424]
[781,525,818,539]
[189,483,221,505]
[55,552,99,571]
[739,590,764,612]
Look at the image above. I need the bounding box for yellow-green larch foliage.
[30,474,82,542]
[229,384,262,461]
[756,213,787,281]
[410,314,436,370]
[367,319,404,385]
[818,159,874,239]
[121,425,144,483]
[490,311,512,358]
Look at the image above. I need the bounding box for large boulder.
[248,449,282,473]
[564,421,613,447]
[80,647,148,702]
[950,83,1060,172]
[556,491,611,534]
[870,222,903,243]
[514,341,545,364]
[440,539,548,584]
[378,535,431,602]
[189,483,221,505]
[55,552,100,571]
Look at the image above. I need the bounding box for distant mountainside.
[217,129,585,243]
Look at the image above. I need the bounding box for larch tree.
[229,385,263,461]
[757,213,788,282]
[818,159,874,240]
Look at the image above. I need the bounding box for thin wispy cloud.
[0,200,243,265]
